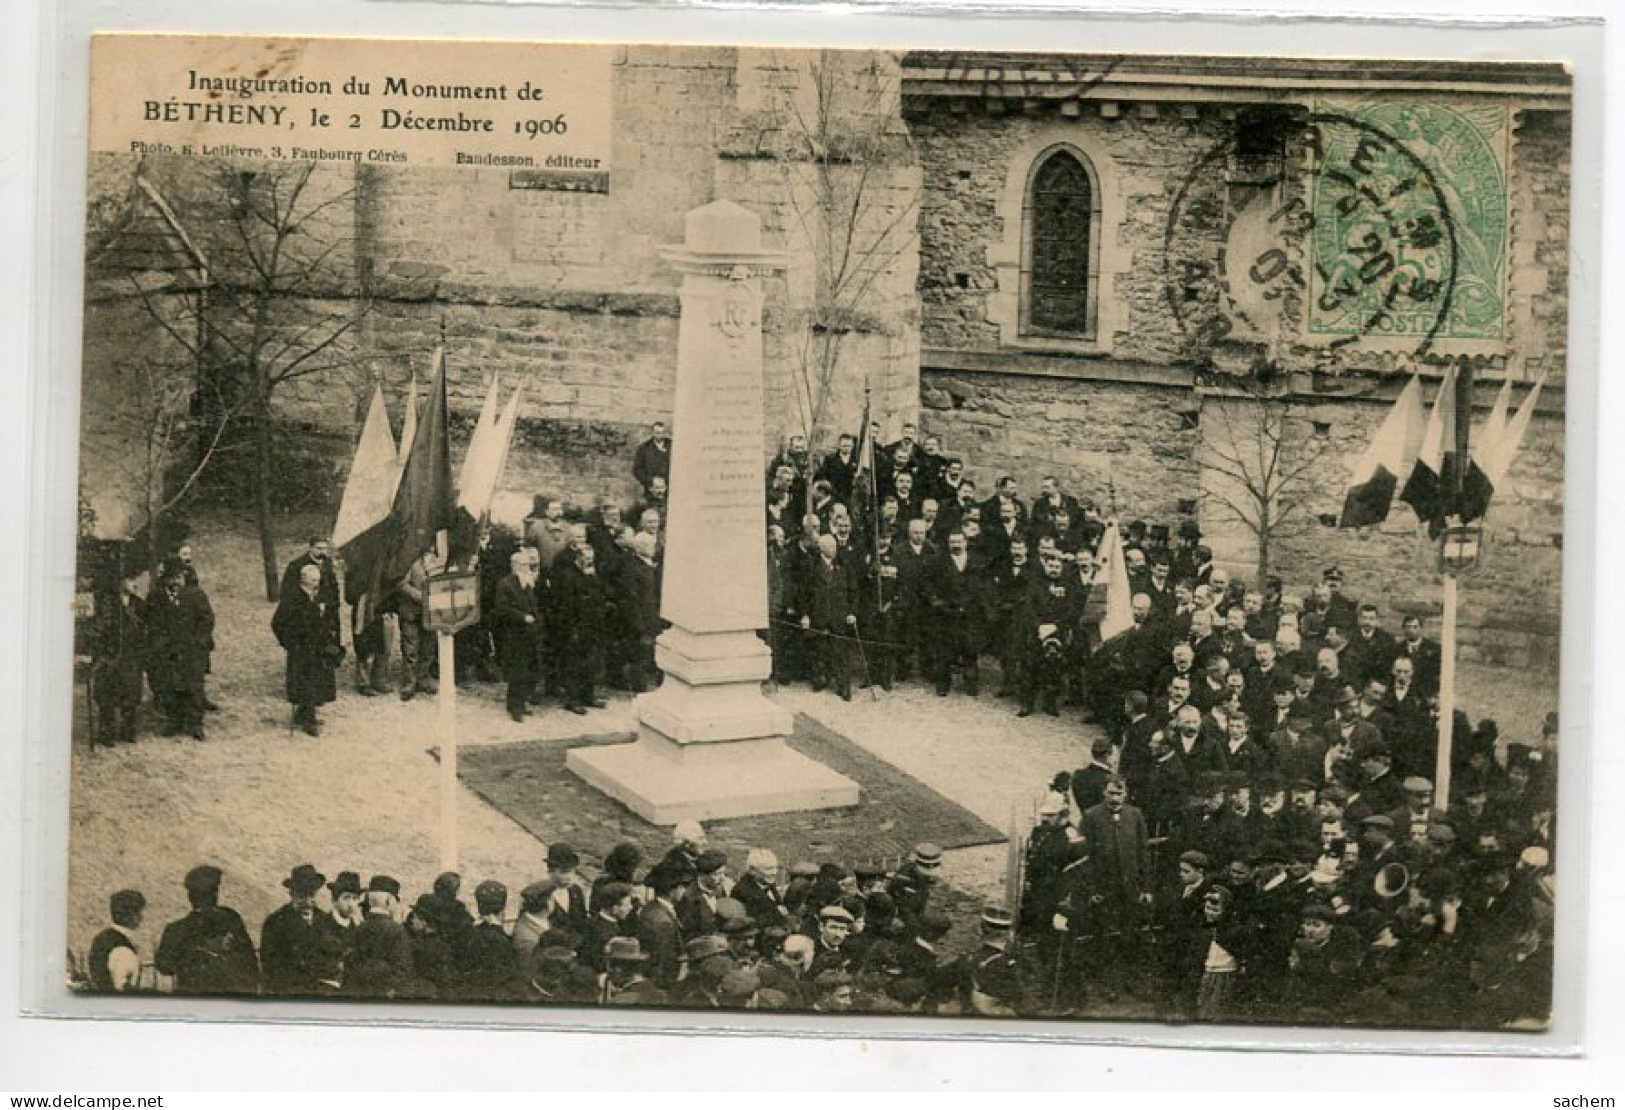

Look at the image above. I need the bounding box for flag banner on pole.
[455,375,501,498]
[376,348,456,595]
[1483,373,1546,489]
[332,383,402,624]
[1338,375,1425,528]
[1097,522,1135,641]
[851,394,876,544]
[1457,373,1519,522]
[1399,364,1457,532]
[397,360,425,470]
[453,383,522,557]
[333,382,399,550]
[1476,374,1515,468]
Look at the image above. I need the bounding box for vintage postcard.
[69,33,1569,1032]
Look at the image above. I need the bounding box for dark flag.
[1398,364,1458,535]
[850,394,879,547]
[389,347,458,576]
[1339,375,1424,528]
[351,348,456,621]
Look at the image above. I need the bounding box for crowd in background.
[75,415,1557,1025]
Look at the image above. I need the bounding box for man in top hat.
[88,889,147,993]
[260,864,344,996]
[888,843,943,928]
[457,880,519,1001]
[154,865,259,996]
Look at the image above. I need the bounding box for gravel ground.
[66,511,1553,976]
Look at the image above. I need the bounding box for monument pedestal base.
[567,716,861,825]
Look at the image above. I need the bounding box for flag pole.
[1434,571,1457,813]
[1434,358,1475,814]
[436,526,458,871]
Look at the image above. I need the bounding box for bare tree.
[1195,374,1338,581]
[755,51,919,451]
[83,167,236,571]
[131,158,371,599]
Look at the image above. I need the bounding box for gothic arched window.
[1022,147,1100,339]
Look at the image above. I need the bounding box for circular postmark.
[1162,110,1459,361]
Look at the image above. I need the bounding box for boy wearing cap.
[809,904,855,978]
[887,843,943,928]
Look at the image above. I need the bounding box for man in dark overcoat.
[492,550,543,721]
[154,865,259,996]
[260,864,343,996]
[91,567,147,746]
[271,563,343,737]
[144,560,215,741]
[551,543,612,714]
[798,534,858,700]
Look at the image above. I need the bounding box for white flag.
[332,382,400,549]
[1097,523,1135,641]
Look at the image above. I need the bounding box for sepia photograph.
[66,36,1571,1034]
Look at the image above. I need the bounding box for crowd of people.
[77,825,1031,1016]
[75,416,1557,1026]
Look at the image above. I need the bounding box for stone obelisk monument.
[567,200,860,824]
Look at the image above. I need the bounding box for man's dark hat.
[695,849,729,875]
[327,871,362,897]
[432,872,461,899]
[546,843,580,870]
[183,865,222,895]
[110,889,146,918]
[368,874,402,898]
[1323,566,1345,583]
[282,863,327,897]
